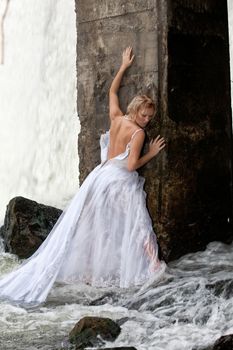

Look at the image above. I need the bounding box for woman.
[0,47,165,306]
[108,47,165,172]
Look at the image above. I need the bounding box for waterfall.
[0,0,79,223]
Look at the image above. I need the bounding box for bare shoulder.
[131,127,145,138]
[130,128,145,147]
[128,128,145,156]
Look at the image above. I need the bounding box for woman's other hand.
[121,46,135,69]
[149,135,166,157]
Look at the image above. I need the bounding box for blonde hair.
[126,95,156,120]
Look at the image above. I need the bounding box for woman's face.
[135,107,155,128]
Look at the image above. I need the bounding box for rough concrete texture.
[75,0,233,261]
[161,0,233,259]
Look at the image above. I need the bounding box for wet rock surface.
[198,334,233,350]
[163,0,233,260]
[0,196,62,259]
[212,334,233,350]
[69,316,121,349]
[96,348,137,350]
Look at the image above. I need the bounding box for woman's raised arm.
[109,47,135,121]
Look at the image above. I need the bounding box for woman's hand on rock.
[121,47,135,69]
[149,135,166,157]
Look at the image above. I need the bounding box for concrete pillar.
[75,0,232,261]
[163,0,232,259]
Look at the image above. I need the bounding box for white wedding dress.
[0,129,165,306]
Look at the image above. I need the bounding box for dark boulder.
[197,335,233,350]
[69,316,121,349]
[0,196,62,259]
[96,348,137,350]
[212,335,233,350]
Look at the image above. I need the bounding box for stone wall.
[163,0,233,259]
[75,0,233,261]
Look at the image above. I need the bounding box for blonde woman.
[0,47,166,306]
[108,47,165,171]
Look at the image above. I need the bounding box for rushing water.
[0,240,233,350]
[1,1,233,349]
[0,0,78,222]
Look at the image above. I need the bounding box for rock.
[212,334,233,350]
[69,316,121,349]
[116,317,129,326]
[75,0,233,262]
[0,196,62,259]
[96,348,137,350]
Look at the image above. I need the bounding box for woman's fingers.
[149,135,166,156]
[122,47,134,66]
[123,47,133,57]
[150,136,166,148]
[159,143,166,150]
[130,54,135,62]
[151,136,165,145]
[123,47,131,54]
[158,138,165,145]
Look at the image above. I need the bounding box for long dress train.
[0,129,164,305]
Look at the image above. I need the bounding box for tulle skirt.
[0,159,164,305]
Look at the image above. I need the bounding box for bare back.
[107,116,143,160]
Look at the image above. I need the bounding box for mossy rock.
[1,196,62,258]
